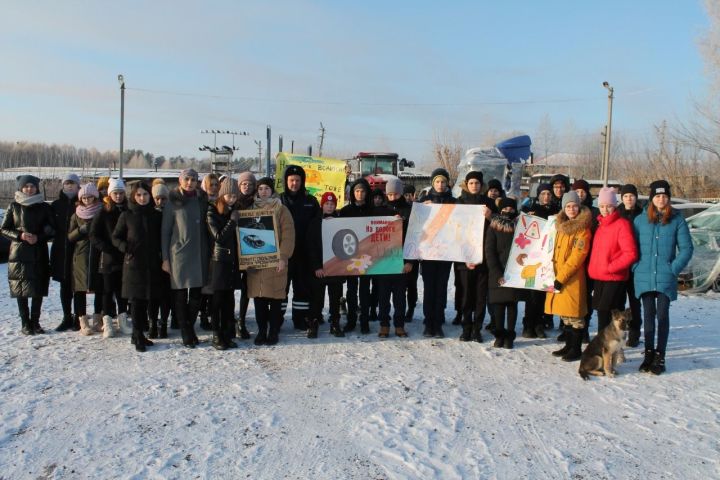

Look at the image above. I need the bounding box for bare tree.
[431,129,464,182]
[534,114,558,161]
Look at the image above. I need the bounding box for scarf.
[76,202,103,220]
[14,191,44,206]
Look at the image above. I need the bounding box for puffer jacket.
[206,202,242,292]
[1,200,55,298]
[90,199,127,274]
[633,207,693,301]
[339,178,373,218]
[588,210,638,282]
[545,206,593,318]
[279,167,320,256]
[50,190,76,282]
[68,213,102,293]
[485,213,526,304]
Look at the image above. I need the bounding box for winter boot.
[266,317,281,346]
[459,325,473,342]
[55,314,74,332]
[522,326,537,339]
[557,324,568,342]
[581,325,591,344]
[71,314,81,331]
[552,327,571,357]
[434,325,445,338]
[329,318,345,337]
[639,349,656,373]
[561,328,583,362]
[132,332,146,352]
[493,329,506,348]
[102,315,116,338]
[118,312,133,335]
[543,314,554,330]
[405,304,415,323]
[650,351,666,375]
[370,308,378,322]
[395,326,408,338]
[31,314,45,334]
[148,319,159,339]
[90,314,102,333]
[360,317,370,334]
[292,314,308,331]
[471,323,483,343]
[20,314,33,335]
[254,317,268,346]
[451,311,462,326]
[158,320,168,339]
[237,318,251,340]
[503,331,516,349]
[212,331,227,350]
[307,318,319,339]
[534,324,547,339]
[378,326,390,338]
[626,329,641,348]
[79,315,94,336]
[343,314,357,333]
[422,325,434,337]
[170,312,178,330]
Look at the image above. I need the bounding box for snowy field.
[0,262,719,480]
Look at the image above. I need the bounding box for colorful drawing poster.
[322,216,404,276]
[275,153,346,206]
[403,203,486,263]
[235,209,280,269]
[502,213,557,291]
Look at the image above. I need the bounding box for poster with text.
[403,203,486,263]
[235,209,280,269]
[322,216,404,276]
[502,213,557,292]
[275,153,346,206]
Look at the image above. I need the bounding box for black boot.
[148,319,159,339]
[503,331,516,349]
[434,325,445,338]
[534,324,547,339]
[493,329,506,348]
[254,318,268,346]
[71,314,81,331]
[626,329,641,348]
[557,324,568,342]
[158,320,168,339]
[522,325,537,339]
[561,328,583,362]
[459,324,473,342]
[581,326,590,344]
[132,319,146,352]
[292,314,308,331]
[212,332,227,350]
[360,316,370,334]
[330,318,345,337]
[55,313,74,332]
[552,327,572,357]
[343,314,357,333]
[543,314,554,330]
[307,318,319,339]
[405,304,415,323]
[451,311,462,326]
[422,325,434,337]
[266,317,281,346]
[650,351,666,375]
[170,312,178,330]
[31,314,44,334]
[639,349,656,373]
[237,318,251,340]
[471,322,483,343]
[20,314,33,335]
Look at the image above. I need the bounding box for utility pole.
[601,82,614,187]
[308,145,312,156]
[254,140,263,173]
[291,140,295,153]
[266,125,271,177]
[318,122,326,157]
[117,74,125,180]
[279,134,283,153]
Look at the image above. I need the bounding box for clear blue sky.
[0,0,710,167]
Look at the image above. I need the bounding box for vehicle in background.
[346,152,431,193]
[679,204,720,293]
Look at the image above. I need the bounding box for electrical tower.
[199,129,249,175]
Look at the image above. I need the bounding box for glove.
[553,280,563,291]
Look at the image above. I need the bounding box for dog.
[578,309,631,380]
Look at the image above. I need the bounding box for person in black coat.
[549,174,570,210]
[148,180,172,338]
[50,173,81,331]
[112,182,163,352]
[280,165,321,330]
[485,197,526,349]
[417,167,456,338]
[617,183,644,347]
[90,178,129,333]
[338,177,374,334]
[455,171,494,342]
[206,177,243,350]
[1,175,55,335]
[306,192,346,338]
[521,183,560,337]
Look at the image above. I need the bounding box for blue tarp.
[495,135,532,164]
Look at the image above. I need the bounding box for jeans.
[641,292,670,354]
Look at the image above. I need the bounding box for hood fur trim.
[555,206,592,235]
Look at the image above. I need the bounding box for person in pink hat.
[587,187,638,333]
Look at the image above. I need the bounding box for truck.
[346,152,431,192]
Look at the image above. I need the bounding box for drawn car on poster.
[243,234,266,249]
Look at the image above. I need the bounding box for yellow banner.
[274,153,346,206]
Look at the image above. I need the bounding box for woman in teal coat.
[633,180,693,375]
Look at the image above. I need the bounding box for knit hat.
[620,184,638,198]
[572,179,590,193]
[465,170,483,184]
[561,191,580,209]
[487,179,503,192]
[597,186,617,206]
[151,183,169,198]
[256,177,275,193]
[238,171,257,188]
[385,177,403,195]
[430,167,450,184]
[320,191,338,206]
[649,180,671,199]
[16,175,40,190]
[108,178,126,194]
[78,183,99,199]
[219,177,240,197]
[403,184,416,195]
[179,168,198,180]
[498,197,517,212]
[62,173,81,185]
[537,183,552,197]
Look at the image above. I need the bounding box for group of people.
[1,167,693,375]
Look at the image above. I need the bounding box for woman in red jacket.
[587,187,638,334]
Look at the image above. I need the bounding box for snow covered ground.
[0,262,718,480]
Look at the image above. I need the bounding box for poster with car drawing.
[322,216,404,276]
[502,213,557,291]
[235,209,280,269]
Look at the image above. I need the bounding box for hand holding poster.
[322,216,404,276]
[403,203,486,263]
[502,213,556,291]
[235,210,280,269]
[275,153,346,206]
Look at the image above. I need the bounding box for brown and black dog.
[579,309,631,380]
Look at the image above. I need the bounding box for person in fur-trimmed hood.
[545,191,593,362]
[485,198,526,349]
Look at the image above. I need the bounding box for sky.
[0,0,711,168]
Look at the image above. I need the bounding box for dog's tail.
[578,368,590,381]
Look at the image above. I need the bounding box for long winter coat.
[161,188,210,290]
[454,190,491,273]
[545,206,593,318]
[206,203,242,292]
[280,171,320,258]
[112,202,164,300]
[1,200,55,298]
[485,214,526,304]
[90,200,127,274]
[587,210,638,282]
[246,196,295,299]
[633,207,693,301]
[68,213,102,293]
[521,199,559,220]
[50,191,76,282]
